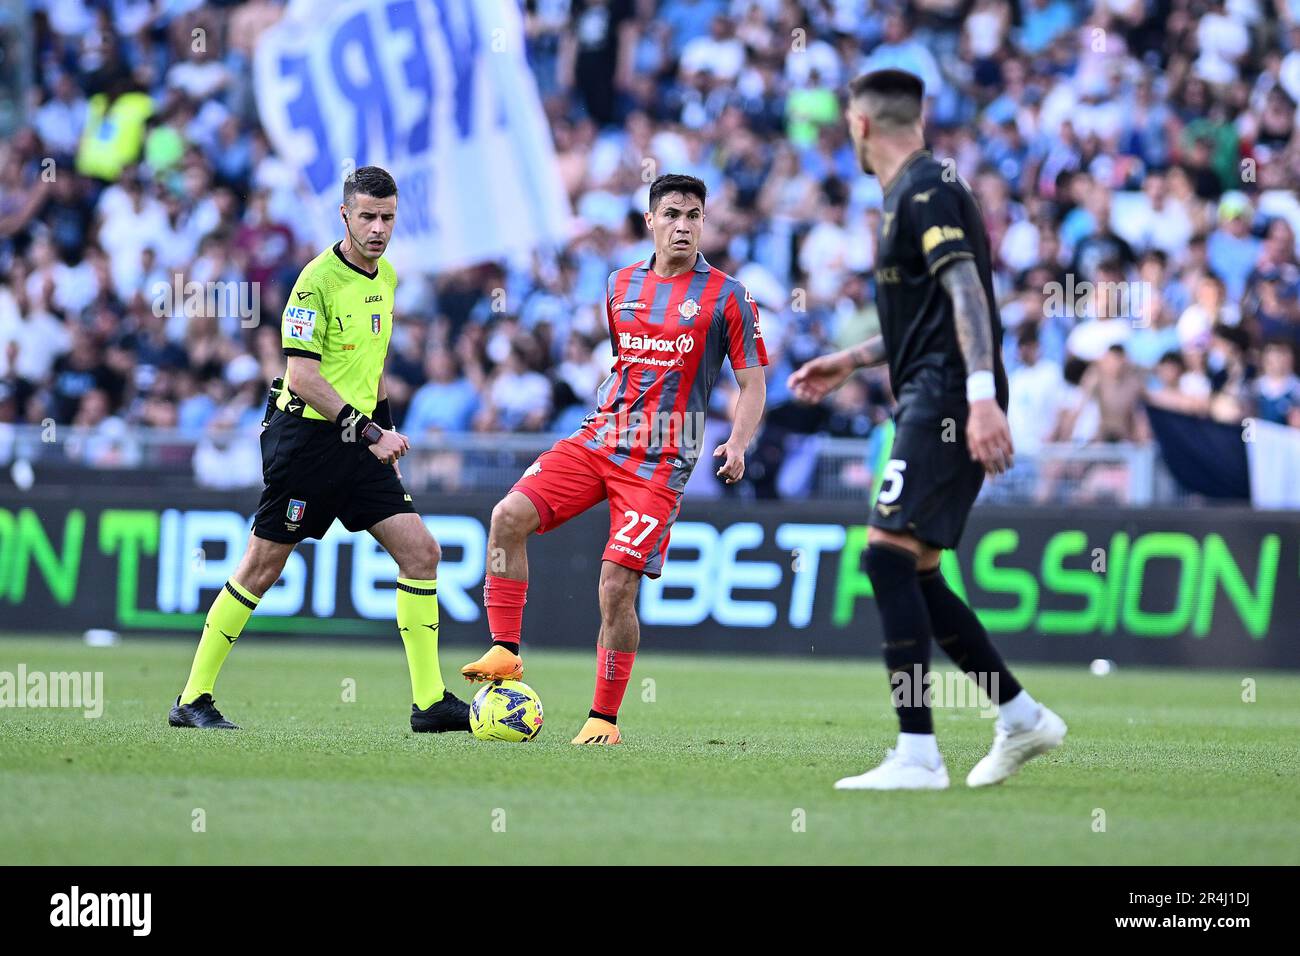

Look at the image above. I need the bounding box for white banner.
[1247,418,1300,509]
[254,0,573,275]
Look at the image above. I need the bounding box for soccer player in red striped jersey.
[461,174,768,744]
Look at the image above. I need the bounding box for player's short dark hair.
[648,174,707,212]
[847,69,925,128]
[343,166,398,206]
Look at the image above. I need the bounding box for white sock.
[896,732,942,768]
[998,690,1041,733]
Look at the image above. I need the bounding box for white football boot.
[966,706,1067,787]
[834,749,950,791]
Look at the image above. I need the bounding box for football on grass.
[469,680,544,742]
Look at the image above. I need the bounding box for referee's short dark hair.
[344,166,398,206]
[648,173,706,212]
[847,69,925,129]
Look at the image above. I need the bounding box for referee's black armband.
[374,397,394,430]
[336,404,384,447]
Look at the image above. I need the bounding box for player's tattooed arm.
[939,258,1015,475]
[848,336,886,369]
[939,258,994,375]
[787,337,882,403]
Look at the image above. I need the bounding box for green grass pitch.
[1,635,1297,865]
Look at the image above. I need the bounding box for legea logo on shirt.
[284,306,317,340]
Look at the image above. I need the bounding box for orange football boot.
[460,644,523,683]
[571,716,622,745]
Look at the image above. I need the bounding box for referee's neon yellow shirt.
[279,243,397,420]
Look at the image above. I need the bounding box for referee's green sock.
[179,580,260,705]
[397,578,445,709]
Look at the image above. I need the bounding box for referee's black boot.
[411,690,471,733]
[169,693,240,729]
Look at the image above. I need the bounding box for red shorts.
[511,438,682,578]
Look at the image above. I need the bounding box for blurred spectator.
[0,0,1294,500]
[1020,0,1076,55]
[0,280,71,384]
[193,414,261,489]
[681,16,744,81]
[234,190,294,291]
[559,0,639,127]
[1253,339,1300,426]
[65,387,142,468]
[860,12,944,106]
[1207,322,1253,422]
[1126,251,1183,367]
[1178,273,1239,351]
[1065,260,1135,360]
[404,349,480,436]
[476,339,552,432]
[1146,350,1205,415]
[1207,192,1262,302]
[1062,344,1150,443]
[49,336,124,424]
[1007,324,1068,455]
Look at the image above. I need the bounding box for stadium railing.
[0,423,1204,506]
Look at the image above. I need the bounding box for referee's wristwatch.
[336,404,385,447]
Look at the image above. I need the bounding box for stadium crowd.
[1,0,1299,496]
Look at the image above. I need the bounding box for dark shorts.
[868,389,987,551]
[252,411,416,543]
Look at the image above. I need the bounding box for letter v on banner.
[253,0,571,276]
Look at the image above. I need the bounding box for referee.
[168,166,470,734]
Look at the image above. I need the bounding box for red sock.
[484,574,527,649]
[591,646,636,720]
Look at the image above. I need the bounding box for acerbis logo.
[619,332,695,354]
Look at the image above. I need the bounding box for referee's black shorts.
[868,377,991,551]
[252,410,416,544]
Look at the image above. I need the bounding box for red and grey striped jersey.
[570,252,769,492]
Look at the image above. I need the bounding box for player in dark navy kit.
[790,70,1066,790]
